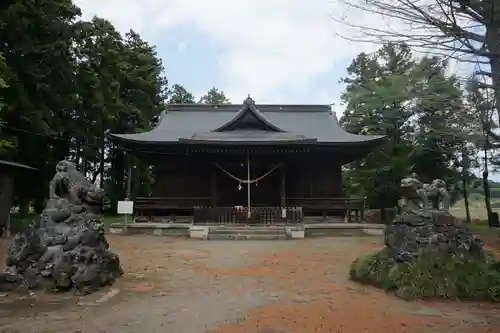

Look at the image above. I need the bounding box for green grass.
[451,197,500,221]
[350,248,500,301]
[450,198,500,242]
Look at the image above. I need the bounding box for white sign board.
[117,200,134,215]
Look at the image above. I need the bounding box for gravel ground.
[0,235,499,333]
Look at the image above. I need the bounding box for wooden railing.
[134,196,212,219]
[133,196,365,223]
[287,197,365,222]
[135,197,212,208]
[193,206,303,225]
[287,197,364,209]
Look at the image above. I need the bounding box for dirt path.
[0,235,499,333]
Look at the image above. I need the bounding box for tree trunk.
[126,155,132,200]
[486,23,500,140]
[461,148,471,224]
[109,147,126,214]
[490,57,500,132]
[82,157,88,178]
[380,207,386,224]
[482,147,492,222]
[33,195,45,214]
[18,196,30,217]
[462,174,471,224]
[75,139,81,170]
[99,133,105,188]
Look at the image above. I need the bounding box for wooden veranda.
[133,196,365,224]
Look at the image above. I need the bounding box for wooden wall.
[150,153,344,205]
[285,157,342,198]
[152,155,212,197]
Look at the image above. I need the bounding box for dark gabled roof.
[212,96,285,132]
[109,97,386,146]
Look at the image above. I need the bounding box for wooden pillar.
[308,170,313,197]
[280,164,286,208]
[182,154,189,197]
[360,197,366,222]
[306,156,314,197]
[125,154,133,200]
[211,164,217,206]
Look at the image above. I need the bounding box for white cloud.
[73,0,416,103]
[176,41,187,52]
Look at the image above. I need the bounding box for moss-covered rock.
[350,248,500,301]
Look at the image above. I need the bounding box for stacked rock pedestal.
[1,160,123,294]
[384,175,485,262]
[384,209,485,263]
[350,175,500,301]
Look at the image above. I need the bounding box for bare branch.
[475,70,492,77]
[334,0,497,60]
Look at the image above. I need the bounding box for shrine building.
[109,96,386,224]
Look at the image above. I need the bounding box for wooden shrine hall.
[109,96,386,224]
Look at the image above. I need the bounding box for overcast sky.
[74,0,477,108]
[74,0,496,181]
[74,0,423,111]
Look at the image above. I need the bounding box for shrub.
[349,248,500,301]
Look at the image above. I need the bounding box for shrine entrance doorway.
[214,157,283,209]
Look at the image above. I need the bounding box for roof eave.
[178,138,318,145]
[109,133,388,147]
[0,160,37,170]
[108,133,178,145]
[317,135,388,146]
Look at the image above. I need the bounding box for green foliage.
[0,1,172,213]
[350,249,500,301]
[167,84,195,104]
[0,0,82,210]
[72,19,168,210]
[341,43,469,209]
[0,1,237,213]
[199,87,230,104]
[0,53,8,89]
[0,139,15,152]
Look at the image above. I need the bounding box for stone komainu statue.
[49,160,104,207]
[399,173,450,211]
[418,179,450,210]
[2,159,122,294]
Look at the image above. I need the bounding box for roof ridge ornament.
[244,95,255,105]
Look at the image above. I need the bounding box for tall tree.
[0,0,81,212]
[410,57,464,182]
[73,19,167,210]
[341,44,416,219]
[167,84,195,104]
[0,2,168,214]
[0,53,14,153]
[199,87,230,104]
[0,53,7,89]
[337,0,500,144]
[108,29,167,207]
[465,77,497,221]
[73,17,126,185]
[341,43,465,218]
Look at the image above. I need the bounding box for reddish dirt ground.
[0,235,499,333]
